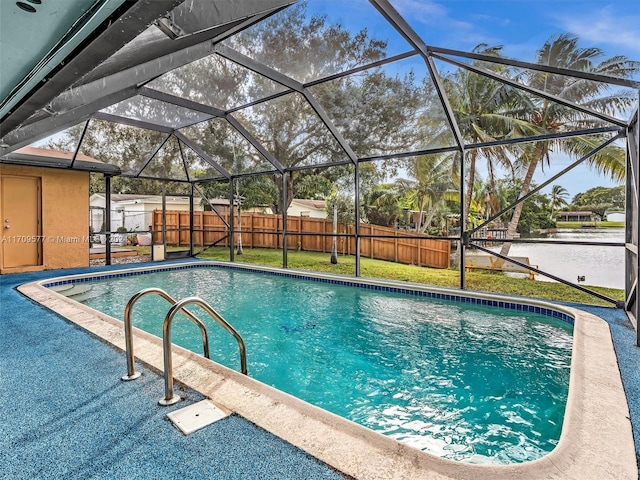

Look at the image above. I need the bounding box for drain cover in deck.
[167,400,229,435]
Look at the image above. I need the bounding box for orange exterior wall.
[0,165,89,273]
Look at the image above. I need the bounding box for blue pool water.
[70,266,573,465]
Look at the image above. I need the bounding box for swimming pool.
[46,263,572,465]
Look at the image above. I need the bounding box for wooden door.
[1,176,42,268]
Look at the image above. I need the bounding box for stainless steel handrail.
[160,296,248,406]
[122,288,210,381]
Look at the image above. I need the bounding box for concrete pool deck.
[3,260,639,479]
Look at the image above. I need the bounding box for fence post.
[394,232,398,263]
[250,213,254,248]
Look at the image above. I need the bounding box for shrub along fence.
[153,210,450,269]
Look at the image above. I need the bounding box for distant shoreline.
[555,221,624,229]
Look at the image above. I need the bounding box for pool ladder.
[122,288,247,406]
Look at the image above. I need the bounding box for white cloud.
[391,0,448,21]
[554,6,640,58]
[391,0,474,31]
[390,0,500,50]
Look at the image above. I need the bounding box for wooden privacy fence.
[153,210,450,269]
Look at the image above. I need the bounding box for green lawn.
[185,246,623,307]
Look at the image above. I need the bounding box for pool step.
[49,284,74,294]
[53,284,93,298]
[67,291,100,303]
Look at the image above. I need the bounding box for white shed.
[89,193,205,233]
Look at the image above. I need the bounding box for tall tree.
[499,34,638,258]
[571,185,625,218]
[364,183,405,227]
[226,4,427,213]
[442,44,518,224]
[395,154,455,233]
[549,184,570,218]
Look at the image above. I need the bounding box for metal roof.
[0,0,636,181]
[1,146,119,174]
[0,0,294,174]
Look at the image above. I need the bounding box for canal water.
[485,228,625,290]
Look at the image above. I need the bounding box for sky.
[309,0,640,201]
[391,0,639,200]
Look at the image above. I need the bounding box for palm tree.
[442,44,518,224]
[549,184,570,219]
[395,154,455,233]
[365,184,404,227]
[499,34,638,258]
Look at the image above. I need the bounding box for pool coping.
[19,260,636,480]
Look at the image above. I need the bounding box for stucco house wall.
[258,199,327,218]
[0,164,89,272]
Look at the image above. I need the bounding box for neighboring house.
[287,199,327,218]
[1,147,118,273]
[556,211,596,222]
[242,199,327,218]
[605,210,625,222]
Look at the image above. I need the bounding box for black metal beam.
[427,45,640,90]
[354,163,361,276]
[121,173,191,183]
[225,115,285,173]
[134,134,172,176]
[177,139,190,182]
[468,126,623,150]
[174,130,231,178]
[470,243,620,306]
[626,105,640,341]
[470,134,623,235]
[282,171,288,268]
[286,159,353,172]
[70,119,90,169]
[224,51,421,116]
[304,50,420,88]
[139,87,226,117]
[626,278,637,312]
[229,178,235,262]
[215,45,304,91]
[0,0,184,135]
[303,89,358,164]
[228,169,280,179]
[105,175,112,265]
[432,52,628,128]
[356,127,622,164]
[193,182,230,229]
[470,237,625,247]
[1,87,138,155]
[368,0,465,150]
[189,184,195,256]
[92,111,174,134]
[225,89,294,115]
